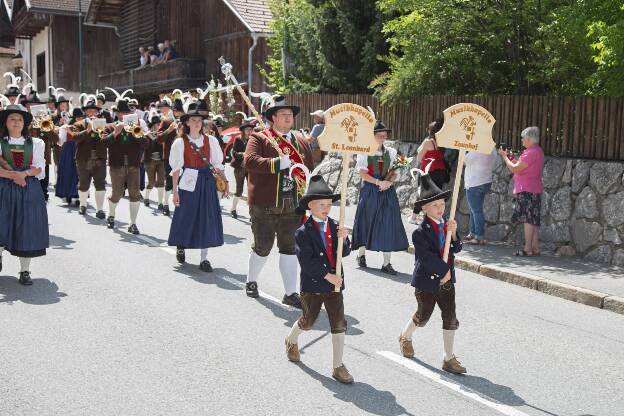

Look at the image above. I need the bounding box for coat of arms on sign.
[340,115,359,142]
[460,116,477,141]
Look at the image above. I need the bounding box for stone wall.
[318,141,624,266]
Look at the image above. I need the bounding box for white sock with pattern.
[129,201,140,224]
[157,187,165,204]
[78,191,88,208]
[443,329,455,361]
[287,321,303,344]
[279,253,298,295]
[332,332,345,368]
[108,200,117,217]
[247,251,268,283]
[95,191,106,211]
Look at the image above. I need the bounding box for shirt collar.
[311,215,327,230]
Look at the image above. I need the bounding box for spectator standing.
[139,47,148,67]
[463,149,496,244]
[498,127,545,256]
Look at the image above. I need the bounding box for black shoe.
[282,293,302,309]
[18,271,33,286]
[128,224,140,235]
[163,206,170,216]
[176,248,186,264]
[381,263,397,275]
[144,199,150,207]
[199,260,213,272]
[231,210,238,219]
[107,216,115,229]
[74,199,80,207]
[158,203,164,211]
[357,255,367,268]
[245,282,259,298]
[65,197,72,205]
[95,210,105,220]
[79,206,87,215]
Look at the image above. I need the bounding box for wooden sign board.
[318,103,377,156]
[435,103,496,155]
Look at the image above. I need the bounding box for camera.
[497,143,509,151]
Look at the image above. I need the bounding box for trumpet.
[124,122,145,138]
[33,115,55,132]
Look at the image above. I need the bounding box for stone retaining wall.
[318,140,624,266]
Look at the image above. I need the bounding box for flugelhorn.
[32,115,55,132]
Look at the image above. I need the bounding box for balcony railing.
[98,58,206,97]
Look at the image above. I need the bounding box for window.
[36,52,46,91]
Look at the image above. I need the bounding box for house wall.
[30,27,49,92]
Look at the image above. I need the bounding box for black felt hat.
[172,98,184,113]
[0,104,33,125]
[374,121,392,133]
[116,99,132,113]
[264,95,300,121]
[297,175,340,213]
[69,107,86,124]
[413,170,451,213]
[4,86,20,97]
[82,98,101,111]
[55,95,69,106]
[180,105,207,123]
[25,91,42,104]
[240,118,256,130]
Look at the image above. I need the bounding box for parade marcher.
[398,170,465,374]
[52,95,70,175]
[229,118,253,218]
[168,106,227,272]
[104,99,148,234]
[2,72,21,105]
[243,96,314,308]
[74,97,108,218]
[0,104,49,285]
[96,91,113,123]
[27,91,58,202]
[55,107,82,206]
[351,121,408,275]
[156,98,182,216]
[143,109,166,209]
[284,175,354,383]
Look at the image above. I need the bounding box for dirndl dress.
[168,166,224,249]
[0,176,49,258]
[351,148,408,252]
[55,139,78,198]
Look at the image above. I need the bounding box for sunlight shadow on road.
[0,276,67,305]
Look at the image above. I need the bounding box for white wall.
[30,27,50,94]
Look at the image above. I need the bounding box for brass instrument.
[32,115,55,132]
[124,122,145,138]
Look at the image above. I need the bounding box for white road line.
[377,351,531,416]
[135,235,159,246]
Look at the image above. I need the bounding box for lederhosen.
[105,130,146,203]
[74,129,108,192]
[144,134,165,190]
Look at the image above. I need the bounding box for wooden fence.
[285,94,624,161]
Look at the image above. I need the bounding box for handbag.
[186,137,228,193]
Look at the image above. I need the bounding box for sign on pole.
[318,103,377,291]
[435,103,496,261]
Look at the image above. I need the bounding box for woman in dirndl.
[351,121,408,275]
[55,107,82,206]
[0,104,49,285]
[168,107,228,272]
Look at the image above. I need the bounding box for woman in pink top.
[498,126,544,256]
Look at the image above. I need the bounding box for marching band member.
[143,109,166,209]
[96,90,113,122]
[229,118,253,218]
[351,121,408,275]
[74,97,108,218]
[168,106,226,271]
[52,94,70,175]
[55,107,83,206]
[0,104,49,285]
[156,98,183,216]
[104,99,148,234]
[2,72,21,105]
[243,96,314,308]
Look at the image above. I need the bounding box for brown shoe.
[399,336,414,358]
[284,337,300,362]
[442,356,467,374]
[332,365,354,384]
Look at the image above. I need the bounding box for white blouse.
[168,134,224,174]
[0,136,46,180]
[356,146,397,172]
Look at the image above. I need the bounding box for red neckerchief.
[313,219,335,269]
[426,216,450,263]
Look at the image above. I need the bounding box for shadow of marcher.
[49,234,76,250]
[296,362,415,416]
[224,233,245,245]
[0,276,67,305]
[171,264,242,291]
[357,266,412,284]
[410,357,559,416]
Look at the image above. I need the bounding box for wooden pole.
[443,149,466,262]
[334,153,351,292]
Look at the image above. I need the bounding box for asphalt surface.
[1,171,623,416]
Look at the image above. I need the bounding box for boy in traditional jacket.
[285,175,354,384]
[398,170,466,374]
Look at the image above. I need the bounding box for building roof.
[0,46,15,55]
[16,0,91,15]
[218,0,273,33]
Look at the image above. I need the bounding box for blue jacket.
[295,216,351,293]
[411,216,463,293]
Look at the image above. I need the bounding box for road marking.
[377,351,531,416]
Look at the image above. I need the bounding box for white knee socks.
[95,191,106,211]
[279,253,298,295]
[144,188,152,201]
[200,248,208,262]
[358,246,366,257]
[19,257,31,272]
[164,190,171,208]
[157,187,165,204]
[247,250,268,283]
[129,201,140,224]
[332,332,345,368]
[401,319,417,340]
[443,329,455,361]
[78,191,88,208]
[287,321,303,344]
[383,252,392,266]
[231,196,239,211]
[108,200,118,217]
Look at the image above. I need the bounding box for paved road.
[1,176,623,415]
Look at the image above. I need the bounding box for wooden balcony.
[12,8,50,38]
[97,58,207,98]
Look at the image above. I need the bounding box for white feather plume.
[0,93,9,107]
[409,158,435,181]
[367,106,376,119]
[21,82,34,96]
[3,72,21,88]
[289,163,311,185]
[19,69,34,85]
